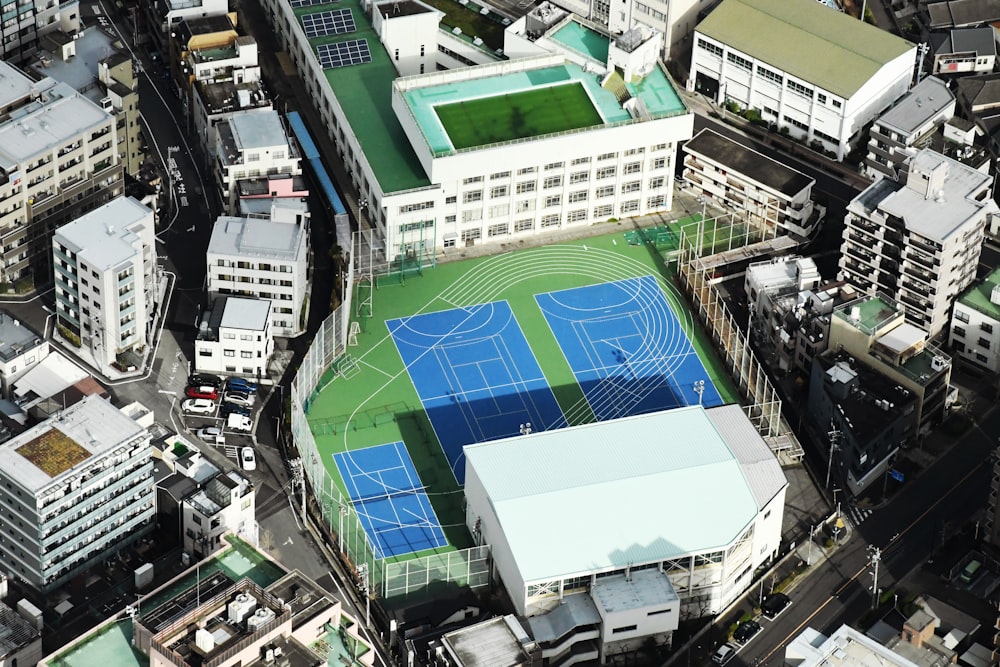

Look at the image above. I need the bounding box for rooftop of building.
[236,174,307,197]
[175,13,236,45]
[55,196,152,269]
[935,27,997,56]
[817,353,918,441]
[464,404,786,582]
[375,0,437,18]
[442,616,534,667]
[0,81,112,170]
[0,394,146,492]
[31,25,123,105]
[0,310,45,363]
[851,149,994,242]
[208,213,307,262]
[833,294,905,336]
[956,266,1000,320]
[928,0,1000,29]
[591,568,679,613]
[697,0,914,99]
[685,128,814,197]
[875,76,954,136]
[213,296,271,332]
[0,601,41,656]
[399,53,686,156]
[230,110,288,152]
[196,79,269,115]
[956,71,1000,108]
[788,624,923,667]
[0,60,36,107]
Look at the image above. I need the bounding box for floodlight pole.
[693,380,705,405]
[520,422,532,435]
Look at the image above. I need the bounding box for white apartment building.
[192,80,271,159]
[194,296,273,377]
[745,256,821,332]
[182,467,255,559]
[864,76,956,181]
[682,128,821,238]
[689,0,917,160]
[215,110,301,211]
[0,394,154,593]
[465,405,786,662]
[53,196,157,375]
[949,267,1000,372]
[207,199,310,337]
[0,0,81,66]
[0,311,48,399]
[183,35,261,86]
[839,148,997,337]
[0,61,124,286]
[261,0,692,262]
[932,27,997,76]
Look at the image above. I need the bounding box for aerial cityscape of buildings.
[0,0,996,665]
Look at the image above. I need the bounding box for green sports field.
[305,219,741,566]
[433,82,604,149]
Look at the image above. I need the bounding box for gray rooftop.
[525,593,601,643]
[0,602,40,656]
[229,110,289,152]
[927,0,1000,28]
[218,296,271,331]
[946,27,996,55]
[591,569,679,614]
[208,214,307,262]
[0,394,147,492]
[685,128,814,197]
[0,310,45,363]
[0,81,112,170]
[32,26,121,104]
[55,196,153,270]
[0,61,35,107]
[876,76,954,135]
[442,616,532,667]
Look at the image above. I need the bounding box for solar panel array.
[316,40,372,68]
[302,9,356,37]
[290,0,329,8]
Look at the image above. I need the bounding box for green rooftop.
[834,294,902,334]
[43,618,147,667]
[697,0,914,98]
[550,20,609,63]
[958,267,1000,320]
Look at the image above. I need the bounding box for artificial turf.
[434,82,603,149]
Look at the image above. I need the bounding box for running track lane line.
[758,451,993,665]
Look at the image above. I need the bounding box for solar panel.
[302,9,355,37]
[290,0,330,8]
[316,40,372,68]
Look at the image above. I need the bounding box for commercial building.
[215,110,302,211]
[683,129,822,238]
[838,149,996,337]
[261,0,692,260]
[828,294,952,437]
[207,199,310,337]
[0,60,124,289]
[949,267,1000,373]
[194,296,273,377]
[688,0,916,160]
[0,311,48,399]
[0,0,80,67]
[464,404,786,662]
[0,394,154,593]
[192,78,272,159]
[864,76,956,181]
[53,196,157,376]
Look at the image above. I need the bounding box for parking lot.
[180,373,266,465]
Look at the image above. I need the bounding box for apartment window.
[978,338,991,349]
[445,215,456,223]
[955,310,970,323]
[544,195,561,207]
[514,218,533,232]
[623,162,641,175]
[651,143,667,152]
[697,38,723,58]
[597,152,617,161]
[788,80,813,98]
[567,209,586,222]
[596,166,616,180]
[648,195,665,207]
[649,176,665,189]
[817,93,827,104]
[727,52,752,70]
[445,195,457,204]
[224,350,235,357]
[444,237,456,248]
[981,322,994,334]
[757,65,783,85]
[463,176,483,184]
[953,326,966,338]
[223,333,236,339]
[489,204,509,218]
[463,190,483,204]
[461,228,481,242]
[491,171,511,179]
[570,171,590,184]
[596,185,614,198]
[241,351,253,358]
[572,157,591,165]
[516,181,536,194]
[594,204,613,217]
[488,223,509,237]
[545,161,564,170]
[976,352,989,363]
[517,167,536,175]
[490,185,508,198]
[833,99,842,108]
[462,210,483,223]
[540,214,561,227]
[543,176,563,189]
[621,200,639,214]
[651,157,666,170]
[568,190,588,203]
[621,181,641,194]
[399,200,434,213]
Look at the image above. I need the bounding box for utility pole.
[806,523,816,566]
[868,546,882,609]
[826,421,841,490]
[357,563,371,627]
[289,458,305,518]
[915,42,929,85]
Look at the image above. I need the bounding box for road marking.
[158,390,176,395]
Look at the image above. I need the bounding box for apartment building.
[932,27,997,75]
[194,296,273,377]
[949,266,1000,373]
[0,61,124,290]
[30,22,145,178]
[864,76,955,181]
[53,196,156,376]
[0,0,81,66]
[180,466,255,560]
[262,0,692,260]
[207,199,310,337]
[0,394,154,593]
[689,0,916,160]
[839,149,996,337]
[682,129,822,238]
[140,0,230,58]
[0,311,49,399]
[215,111,301,212]
[828,294,952,436]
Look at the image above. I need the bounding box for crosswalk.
[845,504,873,526]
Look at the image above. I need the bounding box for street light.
[693,380,705,405]
[519,422,532,435]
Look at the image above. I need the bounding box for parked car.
[223,391,255,408]
[733,620,761,643]
[194,427,225,445]
[240,447,256,471]
[220,403,251,418]
[712,644,737,666]
[185,385,219,401]
[188,373,223,389]
[182,398,216,414]
[228,414,253,432]
[225,377,258,394]
[761,593,791,619]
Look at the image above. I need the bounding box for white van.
[227,413,253,432]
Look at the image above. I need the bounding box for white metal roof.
[55,197,153,270]
[11,353,87,400]
[229,110,288,152]
[219,297,271,331]
[208,214,306,261]
[465,405,786,583]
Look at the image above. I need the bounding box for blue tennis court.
[388,301,566,484]
[536,275,722,421]
[334,442,447,559]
